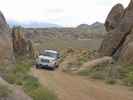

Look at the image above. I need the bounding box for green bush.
[79,64,133,86]
[23,75,40,92]
[106,79,116,85]
[86,64,107,78]
[78,64,116,81]
[125,72,133,86]
[0,57,58,100]
[0,84,12,98]
[5,72,24,85]
[119,65,133,79]
[78,68,106,80]
[23,75,58,100]
[90,71,106,80]
[119,65,133,86]
[4,61,32,85]
[78,57,88,65]
[28,87,57,100]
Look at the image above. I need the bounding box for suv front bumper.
[36,63,55,69]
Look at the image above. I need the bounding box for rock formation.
[104,3,124,32]
[0,11,12,64]
[12,26,34,57]
[98,0,133,65]
[77,56,113,73]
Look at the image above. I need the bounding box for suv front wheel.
[36,64,40,69]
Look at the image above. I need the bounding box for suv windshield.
[43,52,57,59]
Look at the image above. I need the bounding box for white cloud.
[0,0,130,27]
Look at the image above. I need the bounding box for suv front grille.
[41,59,49,63]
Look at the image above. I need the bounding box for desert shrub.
[126,72,133,85]
[78,63,118,83]
[119,65,133,78]
[78,64,107,79]
[66,48,74,54]
[5,71,24,85]
[90,71,106,80]
[122,71,133,86]
[105,78,116,85]
[78,63,133,86]
[118,65,133,86]
[77,49,91,65]
[27,87,57,100]
[4,60,32,85]
[78,69,91,76]
[61,48,92,73]
[87,64,108,80]
[0,83,12,98]
[23,75,58,100]
[23,75,40,91]
[78,56,88,65]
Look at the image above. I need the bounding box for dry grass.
[59,48,94,72]
[34,39,102,51]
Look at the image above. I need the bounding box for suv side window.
[57,53,60,59]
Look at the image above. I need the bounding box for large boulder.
[104,3,124,32]
[117,27,133,64]
[77,56,113,73]
[98,0,133,64]
[0,11,12,64]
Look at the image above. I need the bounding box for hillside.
[22,22,106,42]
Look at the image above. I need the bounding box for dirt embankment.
[32,68,133,100]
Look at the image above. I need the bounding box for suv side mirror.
[57,56,60,59]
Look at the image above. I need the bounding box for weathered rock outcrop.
[0,11,12,64]
[99,0,133,64]
[12,26,34,57]
[104,3,124,32]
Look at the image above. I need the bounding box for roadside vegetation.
[59,48,133,87]
[0,57,58,100]
[0,83,12,99]
[119,64,133,86]
[78,63,116,84]
[60,48,93,72]
[78,62,133,86]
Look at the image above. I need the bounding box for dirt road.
[32,68,133,100]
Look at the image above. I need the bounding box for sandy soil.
[32,68,133,100]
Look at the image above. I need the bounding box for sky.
[0,0,130,27]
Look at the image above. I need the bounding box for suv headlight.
[49,60,56,64]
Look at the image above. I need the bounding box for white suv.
[36,50,60,70]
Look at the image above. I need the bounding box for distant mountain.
[76,22,105,35]
[90,22,104,29]
[77,22,104,29]
[76,24,90,29]
[22,21,106,41]
[7,20,62,28]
